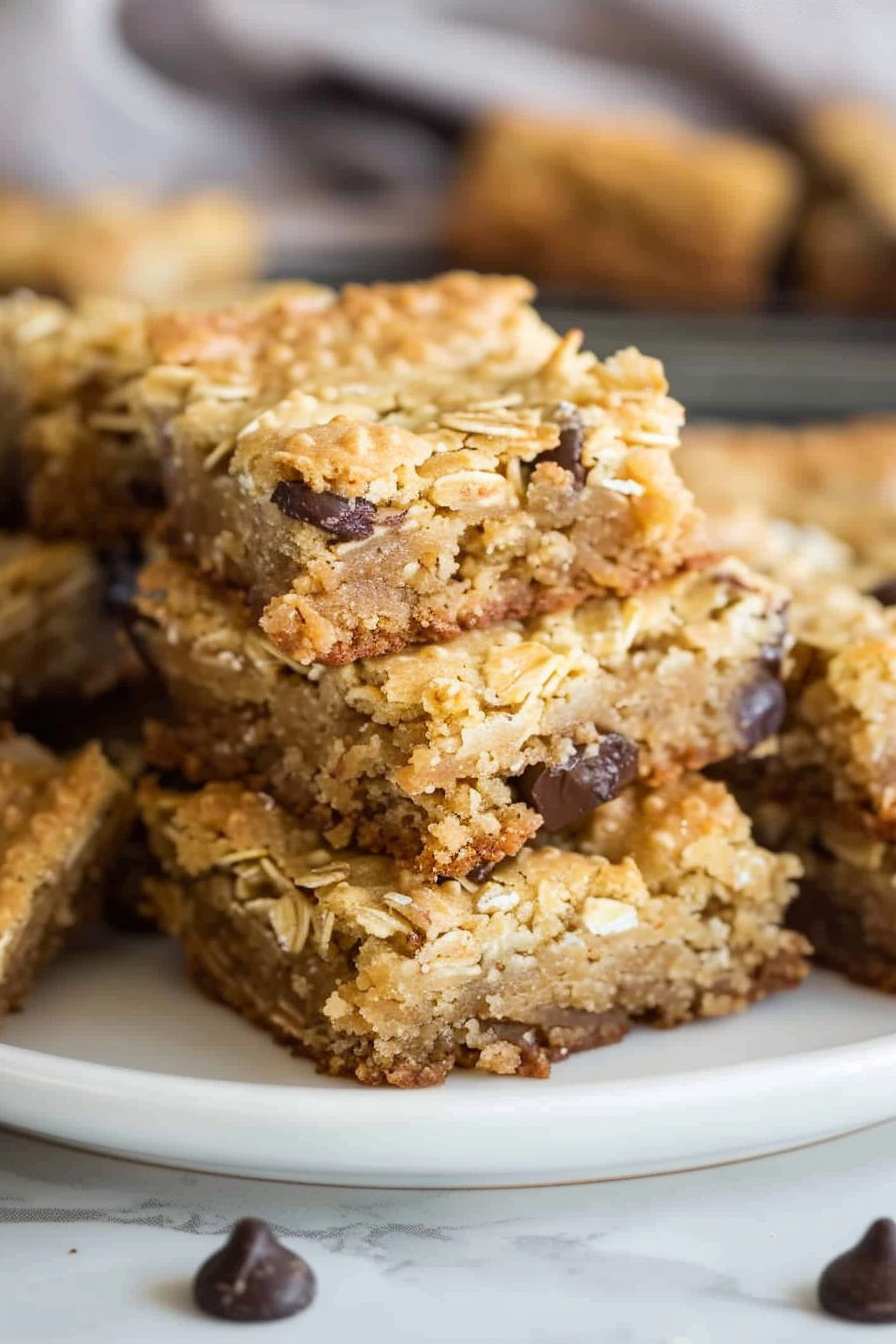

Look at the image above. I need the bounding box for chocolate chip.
[518,735,639,831]
[193,1218,316,1323]
[467,862,495,884]
[819,1218,896,1323]
[271,478,376,541]
[533,406,586,487]
[735,672,786,750]
[868,577,896,607]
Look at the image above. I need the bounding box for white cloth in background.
[0,0,894,257]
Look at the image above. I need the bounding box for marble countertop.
[2,1120,895,1342]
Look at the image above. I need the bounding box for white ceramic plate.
[3,930,896,1187]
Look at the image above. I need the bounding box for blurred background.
[0,0,896,413]
[0,0,893,301]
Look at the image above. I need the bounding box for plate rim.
[3,1020,896,1121]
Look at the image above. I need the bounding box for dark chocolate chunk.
[533,407,586,488]
[518,735,639,831]
[467,861,496,884]
[818,1218,896,1323]
[193,1218,316,1323]
[868,577,896,607]
[735,672,786,750]
[271,477,376,541]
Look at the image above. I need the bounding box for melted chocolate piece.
[868,577,896,607]
[819,1218,896,1323]
[518,735,639,831]
[271,478,376,541]
[735,673,786,750]
[533,407,586,488]
[193,1218,316,1323]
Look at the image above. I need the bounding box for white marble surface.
[3,1122,896,1342]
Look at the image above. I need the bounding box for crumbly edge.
[139,775,807,1086]
[0,739,133,1017]
[134,549,788,875]
[0,281,331,539]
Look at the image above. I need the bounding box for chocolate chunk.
[868,577,896,607]
[271,477,376,541]
[735,673,786,750]
[518,735,639,831]
[193,1218,316,1323]
[533,407,586,487]
[467,861,495,884]
[819,1218,896,1323]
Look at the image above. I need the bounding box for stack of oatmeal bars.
[0,273,809,1084]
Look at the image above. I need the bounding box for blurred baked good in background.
[795,103,896,314]
[448,114,802,310]
[0,188,262,303]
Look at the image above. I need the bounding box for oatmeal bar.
[0,283,330,540]
[678,415,896,554]
[706,514,896,989]
[725,787,896,993]
[714,526,896,990]
[0,290,160,539]
[139,272,702,662]
[798,102,896,235]
[448,115,800,309]
[140,774,807,1086]
[133,549,788,878]
[0,731,133,1022]
[48,190,262,304]
[793,102,896,313]
[796,199,896,314]
[0,532,135,715]
[0,189,261,304]
[693,507,896,832]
